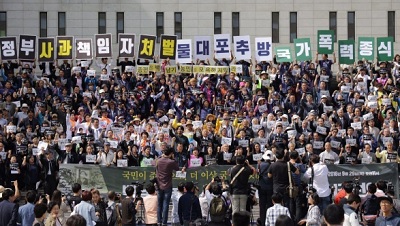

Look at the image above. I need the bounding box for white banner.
[255,37,273,62]
[233,35,251,61]
[176,39,192,64]
[214,34,231,59]
[194,36,211,60]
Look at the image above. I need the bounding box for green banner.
[358,37,375,61]
[338,40,355,64]
[58,163,398,197]
[377,37,394,61]
[294,38,312,61]
[275,47,292,63]
[317,30,334,54]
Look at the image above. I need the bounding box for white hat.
[293,114,300,120]
[99,89,105,94]
[260,71,267,75]
[281,114,288,119]
[0,185,4,198]
[262,150,275,161]
[167,109,175,115]
[321,95,328,99]
[186,109,192,114]
[21,103,29,108]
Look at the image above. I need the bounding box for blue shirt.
[18,202,35,226]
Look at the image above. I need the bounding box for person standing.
[343,194,361,226]
[72,191,98,226]
[258,151,274,225]
[40,151,59,197]
[228,155,256,214]
[265,193,291,226]
[0,188,19,226]
[18,190,36,226]
[375,196,400,226]
[178,182,202,226]
[303,154,331,213]
[121,186,136,226]
[156,148,180,226]
[137,183,158,226]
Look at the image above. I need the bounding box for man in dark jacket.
[178,182,202,226]
[0,188,19,226]
[121,186,136,226]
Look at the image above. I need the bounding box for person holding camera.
[303,154,330,213]
[156,148,180,226]
[228,155,256,214]
[258,150,274,225]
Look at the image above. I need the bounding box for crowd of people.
[0,50,400,225]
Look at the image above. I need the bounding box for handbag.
[286,162,299,198]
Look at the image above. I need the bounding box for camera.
[131,181,145,198]
[214,176,222,183]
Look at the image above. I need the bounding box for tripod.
[134,196,145,225]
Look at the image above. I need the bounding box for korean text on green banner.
[294,38,312,61]
[275,47,292,63]
[358,37,375,61]
[377,37,394,61]
[338,40,355,64]
[317,30,334,54]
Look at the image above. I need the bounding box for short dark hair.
[72,183,82,193]
[275,215,294,226]
[310,193,320,205]
[2,188,14,200]
[26,190,37,203]
[310,154,320,164]
[275,149,285,159]
[164,147,174,156]
[65,215,87,226]
[210,183,222,196]
[236,155,245,165]
[34,203,47,218]
[272,193,283,204]
[347,194,361,204]
[125,186,135,197]
[343,183,354,194]
[368,183,377,194]
[145,183,156,195]
[177,182,185,192]
[376,180,387,192]
[289,151,299,160]
[108,191,116,200]
[185,182,194,191]
[81,191,92,201]
[323,204,344,225]
[232,211,251,226]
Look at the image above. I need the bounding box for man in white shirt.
[303,154,331,213]
[96,142,113,166]
[319,142,339,164]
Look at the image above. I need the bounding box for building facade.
[0,0,399,58]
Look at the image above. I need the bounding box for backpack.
[362,194,380,216]
[209,195,228,223]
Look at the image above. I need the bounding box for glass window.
[58,12,66,36]
[174,12,182,39]
[232,12,240,37]
[290,12,297,43]
[98,12,106,34]
[0,12,6,37]
[117,12,124,41]
[329,12,337,42]
[272,12,279,43]
[214,12,222,34]
[388,11,395,41]
[348,11,355,40]
[40,12,47,37]
[156,12,164,43]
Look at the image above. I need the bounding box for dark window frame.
[98,12,106,34]
[40,12,47,37]
[272,12,279,43]
[214,12,222,34]
[174,12,182,39]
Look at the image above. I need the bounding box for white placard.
[176,39,193,64]
[100,74,109,81]
[0,152,7,160]
[330,141,341,149]
[320,75,329,82]
[234,35,252,61]
[58,139,68,150]
[363,113,374,121]
[142,158,153,166]
[83,92,92,98]
[258,104,268,113]
[252,124,262,133]
[351,122,362,130]
[267,121,276,129]
[341,86,351,93]
[81,61,89,67]
[87,70,96,77]
[255,37,273,61]
[223,152,232,161]
[253,153,263,161]
[72,136,82,143]
[382,98,392,106]
[313,141,324,149]
[238,139,249,147]
[108,140,118,149]
[190,158,201,167]
[192,121,203,129]
[361,157,372,164]
[214,34,231,59]
[37,141,48,150]
[368,101,377,109]
[32,148,40,156]
[117,159,128,167]
[10,163,19,174]
[6,125,16,133]
[125,66,134,72]
[287,130,297,138]
[324,106,333,112]
[320,90,330,97]
[346,138,357,146]
[175,171,187,178]
[337,129,346,137]
[368,95,377,102]
[316,126,327,135]
[12,101,21,108]
[86,154,96,163]
[382,137,394,145]
[295,148,305,155]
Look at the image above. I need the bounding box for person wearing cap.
[375,196,400,226]
[258,150,274,224]
[14,103,29,127]
[57,142,78,164]
[96,142,114,167]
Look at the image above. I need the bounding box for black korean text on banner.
[56,36,73,60]
[118,34,135,58]
[0,37,18,60]
[75,38,93,60]
[38,37,55,62]
[138,35,156,60]
[19,35,37,60]
[159,35,177,60]
[95,34,112,58]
